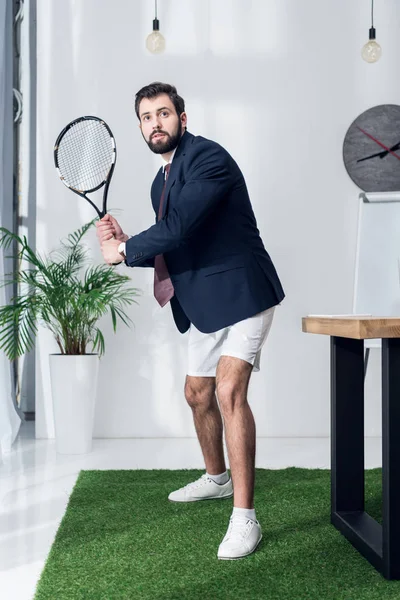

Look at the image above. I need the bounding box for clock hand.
[356,126,400,161]
[378,140,400,158]
[357,140,400,162]
[388,141,400,153]
[357,150,386,163]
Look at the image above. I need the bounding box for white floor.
[0,421,383,600]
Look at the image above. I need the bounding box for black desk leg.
[382,338,400,579]
[331,336,365,514]
[330,337,384,571]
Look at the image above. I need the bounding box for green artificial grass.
[34,468,400,600]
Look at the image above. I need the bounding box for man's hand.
[101,238,125,265]
[96,214,128,246]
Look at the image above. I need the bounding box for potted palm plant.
[0,220,140,454]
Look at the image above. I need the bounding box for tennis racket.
[54,115,117,219]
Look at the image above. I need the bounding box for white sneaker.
[217,515,262,560]
[168,474,233,502]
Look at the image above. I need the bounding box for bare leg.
[216,356,254,508]
[185,375,226,475]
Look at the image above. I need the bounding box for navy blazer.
[125,131,285,333]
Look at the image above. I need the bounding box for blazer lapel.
[160,131,194,219]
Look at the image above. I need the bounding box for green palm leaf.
[0,221,141,359]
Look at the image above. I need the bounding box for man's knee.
[216,356,252,413]
[216,381,246,414]
[184,376,216,409]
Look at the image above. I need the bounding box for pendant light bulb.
[146,1,165,54]
[362,1,381,63]
[361,28,382,63]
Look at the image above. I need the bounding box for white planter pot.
[49,354,99,455]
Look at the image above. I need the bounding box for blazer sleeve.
[126,257,155,268]
[124,142,232,268]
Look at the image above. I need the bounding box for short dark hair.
[134,82,185,120]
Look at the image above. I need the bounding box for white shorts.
[187,306,276,377]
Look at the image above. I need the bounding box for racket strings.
[58,121,113,189]
[60,120,113,179]
[56,120,115,192]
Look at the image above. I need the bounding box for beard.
[145,121,182,154]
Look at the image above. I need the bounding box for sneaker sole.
[168,492,234,503]
[217,534,263,560]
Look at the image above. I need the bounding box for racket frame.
[54,115,117,218]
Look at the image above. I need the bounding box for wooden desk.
[302,316,400,580]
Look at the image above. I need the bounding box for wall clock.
[343,104,400,192]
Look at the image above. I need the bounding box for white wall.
[35,0,400,440]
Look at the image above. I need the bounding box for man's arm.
[96,217,155,267]
[118,237,155,268]
[124,142,232,268]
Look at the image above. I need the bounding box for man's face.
[138,93,187,154]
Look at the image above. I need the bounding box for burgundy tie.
[154,164,175,307]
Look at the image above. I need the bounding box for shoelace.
[225,517,253,542]
[182,474,212,491]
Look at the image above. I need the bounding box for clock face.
[343,104,400,192]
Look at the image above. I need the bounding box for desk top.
[302,316,400,339]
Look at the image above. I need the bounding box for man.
[96,82,285,560]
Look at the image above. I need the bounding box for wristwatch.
[110,242,126,266]
[117,242,126,259]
